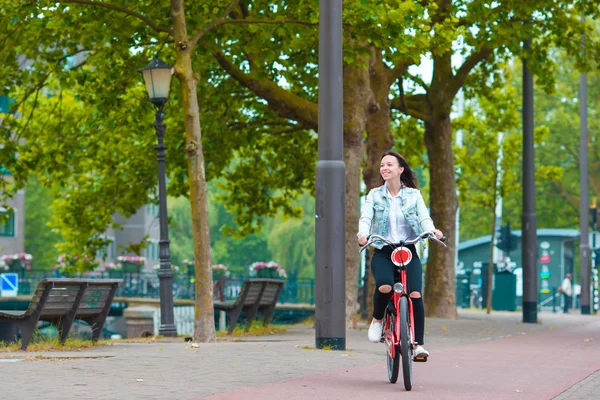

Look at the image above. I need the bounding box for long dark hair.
[380,151,419,189]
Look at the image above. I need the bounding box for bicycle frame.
[360,231,446,389]
[385,257,415,360]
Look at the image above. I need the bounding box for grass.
[216,321,288,338]
[302,344,333,350]
[0,336,111,353]
[1,321,291,351]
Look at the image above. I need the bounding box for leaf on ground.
[584,338,593,342]
[441,327,448,332]
[136,379,143,382]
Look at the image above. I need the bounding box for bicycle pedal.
[413,355,428,362]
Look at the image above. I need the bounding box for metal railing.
[12,271,316,304]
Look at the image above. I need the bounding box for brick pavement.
[0,310,598,400]
[553,370,600,399]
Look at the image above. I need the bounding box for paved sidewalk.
[0,310,598,400]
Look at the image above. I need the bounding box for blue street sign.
[0,273,18,296]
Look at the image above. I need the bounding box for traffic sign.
[0,273,18,297]
[590,232,600,250]
[540,255,551,264]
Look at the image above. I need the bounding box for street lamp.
[139,57,177,337]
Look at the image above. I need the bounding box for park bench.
[0,278,121,350]
[214,278,284,334]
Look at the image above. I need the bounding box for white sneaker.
[414,345,429,361]
[367,320,383,343]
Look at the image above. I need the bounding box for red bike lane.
[203,319,600,400]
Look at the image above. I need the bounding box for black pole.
[315,0,346,350]
[154,108,177,337]
[592,204,599,314]
[579,21,591,315]
[522,39,538,323]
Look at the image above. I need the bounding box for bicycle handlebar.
[359,231,447,253]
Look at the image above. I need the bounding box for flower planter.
[108,270,124,279]
[256,269,282,279]
[121,262,141,273]
[213,272,229,281]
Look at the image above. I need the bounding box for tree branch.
[547,181,580,210]
[446,47,493,99]
[8,73,50,115]
[268,126,307,135]
[14,83,42,141]
[190,0,241,48]
[192,19,318,46]
[388,61,411,87]
[228,120,299,130]
[214,52,318,130]
[220,19,317,27]
[390,93,430,122]
[190,0,316,48]
[59,0,173,35]
[405,72,430,92]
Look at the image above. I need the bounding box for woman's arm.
[416,191,435,233]
[357,190,375,239]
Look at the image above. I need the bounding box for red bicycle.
[361,231,446,391]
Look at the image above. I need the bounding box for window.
[0,210,15,237]
[0,96,11,113]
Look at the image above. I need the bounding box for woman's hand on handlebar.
[433,229,444,240]
[358,235,369,246]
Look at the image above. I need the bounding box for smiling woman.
[357,151,443,360]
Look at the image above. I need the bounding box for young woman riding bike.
[357,151,444,360]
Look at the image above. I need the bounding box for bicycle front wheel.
[385,312,399,383]
[400,296,413,391]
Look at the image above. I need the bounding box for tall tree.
[265,192,316,279]
[212,1,431,325]
[454,78,521,313]
[0,0,314,342]
[502,51,600,230]
[2,1,598,328]
[383,1,599,318]
[212,1,600,319]
[168,180,273,276]
[24,175,61,270]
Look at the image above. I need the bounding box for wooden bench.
[0,278,121,350]
[214,278,284,334]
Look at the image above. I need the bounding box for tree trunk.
[342,61,375,329]
[363,51,395,320]
[171,0,216,342]
[423,114,458,319]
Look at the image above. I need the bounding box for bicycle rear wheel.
[400,296,413,391]
[385,311,399,383]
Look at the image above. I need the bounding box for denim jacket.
[357,184,436,249]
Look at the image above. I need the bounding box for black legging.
[371,244,425,345]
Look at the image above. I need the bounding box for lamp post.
[139,57,177,337]
[522,38,538,324]
[315,0,345,350]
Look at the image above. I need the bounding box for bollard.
[552,287,557,313]
[219,310,226,332]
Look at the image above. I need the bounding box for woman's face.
[380,155,404,182]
